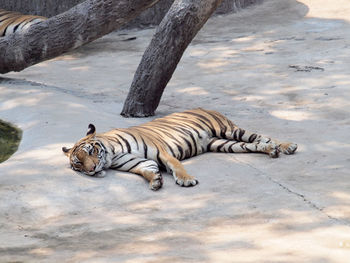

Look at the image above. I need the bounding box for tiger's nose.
[89,165,96,172]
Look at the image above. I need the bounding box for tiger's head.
[62,124,106,176]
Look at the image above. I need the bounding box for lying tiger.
[0,9,47,37]
[62,108,297,190]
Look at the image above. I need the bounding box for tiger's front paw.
[149,174,163,191]
[279,143,298,155]
[174,174,198,187]
[95,170,107,178]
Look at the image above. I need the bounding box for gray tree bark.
[0,0,160,74]
[121,0,223,117]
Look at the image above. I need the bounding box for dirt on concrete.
[1,0,350,262]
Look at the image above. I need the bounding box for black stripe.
[207,138,218,151]
[228,141,240,153]
[206,111,227,138]
[108,136,124,152]
[156,150,166,170]
[145,122,188,144]
[128,159,149,171]
[137,126,181,147]
[141,138,148,159]
[160,121,198,156]
[188,132,198,156]
[112,153,128,162]
[175,144,184,160]
[122,131,139,150]
[217,140,230,152]
[140,123,195,159]
[238,129,245,141]
[181,136,193,158]
[13,21,21,32]
[248,134,257,143]
[0,14,16,23]
[3,26,8,36]
[166,117,204,138]
[185,112,217,136]
[116,134,131,153]
[231,129,236,140]
[114,157,136,169]
[163,141,176,157]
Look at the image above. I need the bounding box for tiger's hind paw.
[280,143,298,155]
[268,145,280,158]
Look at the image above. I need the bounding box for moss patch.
[0,120,22,163]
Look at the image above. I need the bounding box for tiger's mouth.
[89,158,105,176]
[88,144,107,176]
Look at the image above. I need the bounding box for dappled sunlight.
[314,141,350,153]
[231,36,255,43]
[305,0,350,22]
[70,66,90,72]
[114,242,169,256]
[190,210,350,262]
[16,143,69,164]
[34,62,50,68]
[176,86,209,96]
[66,102,88,109]
[29,247,54,257]
[0,94,46,111]
[189,48,210,57]
[269,109,314,121]
[197,59,230,72]
[324,205,350,221]
[331,192,350,202]
[51,54,80,62]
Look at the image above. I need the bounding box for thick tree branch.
[121,0,223,117]
[0,0,160,74]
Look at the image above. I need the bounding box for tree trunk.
[0,0,160,74]
[121,0,223,117]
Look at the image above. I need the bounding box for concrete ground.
[1,0,350,261]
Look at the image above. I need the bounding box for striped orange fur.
[0,9,47,36]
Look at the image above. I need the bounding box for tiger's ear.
[86,124,96,137]
[62,147,71,157]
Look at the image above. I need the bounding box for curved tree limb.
[121,0,223,117]
[0,0,160,74]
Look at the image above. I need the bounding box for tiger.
[0,9,47,37]
[62,108,297,190]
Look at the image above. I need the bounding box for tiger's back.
[0,9,47,36]
[125,108,237,161]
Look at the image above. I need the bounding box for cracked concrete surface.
[1,0,350,261]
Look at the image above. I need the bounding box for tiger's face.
[62,124,106,176]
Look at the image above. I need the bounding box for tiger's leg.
[224,127,297,155]
[207,138,280,158]
[200,109,297,155]
[111,153,163,190]
[159,152,198,187]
